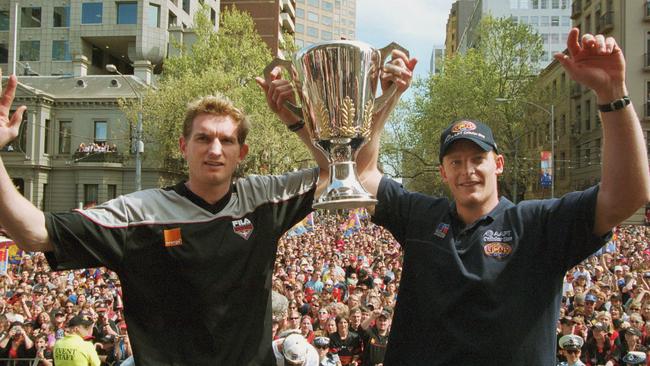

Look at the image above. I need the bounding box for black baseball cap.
[67,315,94,328]
[439,120,498,163]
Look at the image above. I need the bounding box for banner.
[286,212,315,237]
[0,236,12,275]
[540,151,553,188]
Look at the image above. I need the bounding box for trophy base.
[312,161,377,210]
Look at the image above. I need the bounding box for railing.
[72,151,124,163]
[0,357,44,365]
[597,11,614,33]
[571,0,583,18]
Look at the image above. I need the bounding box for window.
[561,16,570,27]
[322,15,332,26]
[322,1,333,11]
[308,11,318,22]
[296,23,304,33]
[0,43,7,63]
[19,41,40,61]
[296,8,304,18]
[94,121,107,143]
[550,33,559,44]
[511,16,518,24]
[43,119,50,154]
[322,31,332,40]
[308,0,319,6]
[42,184,48,211]
[520,16,528,25]
[307,26,318,37]
[58,121,71,154]
[82,2,103,24]
[530,16,539,26]
[296,39,304,47]
[552,0,560,8]
[108,185,117,200]
[147,3,160,27]
[182,0,190,14]
[52,40,71,61]
[117,2,137,24]
[540,16,549,27]
[53,6,70,27]
[541,0,548,8]
[561,0,568,9]
[532,0,539,8]
[584,100,591,131]
[0,10,9,31]
[91,46,103,68]
[21,7,41,28]
[551,16,559,27]
[84,184,98,208]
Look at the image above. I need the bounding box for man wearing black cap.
[356,28,650,365]
[359,308,391,366]
[53,315,100,366]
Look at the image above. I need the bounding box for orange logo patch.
[483,242,512,259]
[163,228,183,247]
[451,121,477,133]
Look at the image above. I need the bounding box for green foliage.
[382,16,545,199]
[127,6,310,180]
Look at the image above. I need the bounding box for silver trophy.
[264,40,408,210]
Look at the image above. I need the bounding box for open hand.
[0,71,27,149]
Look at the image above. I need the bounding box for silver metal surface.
[264,40,408,209]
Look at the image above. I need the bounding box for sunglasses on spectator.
[566,350,579,355]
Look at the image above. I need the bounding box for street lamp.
[106,64,144,192]
[495,98,555,200]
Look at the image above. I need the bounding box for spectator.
[313,337,341,366]
[53,315,100,366]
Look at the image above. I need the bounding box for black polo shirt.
[44,169,318,365]
[372,177,609,366]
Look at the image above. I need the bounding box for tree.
[123,7,311,185]
[381,16,545,200]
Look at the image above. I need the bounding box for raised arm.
[555,28,650,236]
[255,71,329,195]
[356,50,417,199]
[0,72,52,252]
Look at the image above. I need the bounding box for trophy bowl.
[264,40,408,210]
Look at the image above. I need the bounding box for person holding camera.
[0,322,36,365]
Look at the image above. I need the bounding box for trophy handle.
[263,58,303,119]
[374,42,410,112]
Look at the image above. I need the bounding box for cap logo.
[483,242,512,260]
[451,121,477,134]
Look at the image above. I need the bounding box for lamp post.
[496,98,555,200]
[106,64,144,191]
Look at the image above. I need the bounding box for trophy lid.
[296,40,376,59]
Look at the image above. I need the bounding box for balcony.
[280,12,295,33]
[597,11,614,33]
[645,53,650,70]
[281,0,295,18]
[571,0,583,19]
[72,151,124,163]
[646,1,650,21]
[571,84,582,98]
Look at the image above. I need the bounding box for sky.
[356,0,457,83]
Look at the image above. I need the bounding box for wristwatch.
[597,96,630,112]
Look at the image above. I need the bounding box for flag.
[286,212,315,237]
[343,211,361,237]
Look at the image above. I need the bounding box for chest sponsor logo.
[483,242,512,260]
[482,229,512,242]
[163,227,183,247]
[232,218,254,240]
[434,223,450,239]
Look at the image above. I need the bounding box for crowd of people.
[0,212,648,365]
[266,213,650,366]
[76,142,118,154]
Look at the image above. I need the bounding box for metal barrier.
[0,358,48,366]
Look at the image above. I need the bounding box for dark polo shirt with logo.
[44,169,318,366]
[372,177,608,366]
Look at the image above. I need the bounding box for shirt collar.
[449,197,514,232]
[171,181,233,214]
